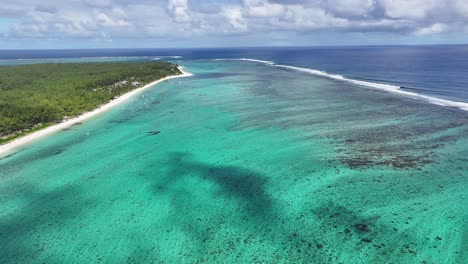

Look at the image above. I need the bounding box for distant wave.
[154,56,183,59]
[217,58,468,112]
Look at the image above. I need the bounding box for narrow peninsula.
[0,61,187,149]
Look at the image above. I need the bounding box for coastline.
[0,66,193,157]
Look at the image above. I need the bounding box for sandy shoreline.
[0,67,193,157]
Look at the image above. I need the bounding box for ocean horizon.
[2,45,468,105]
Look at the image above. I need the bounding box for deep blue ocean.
[1,45,467,103]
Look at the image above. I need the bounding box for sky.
[0,0,467,49]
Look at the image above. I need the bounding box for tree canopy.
[0,61,181,140]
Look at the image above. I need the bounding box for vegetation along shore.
[0,61,187,150]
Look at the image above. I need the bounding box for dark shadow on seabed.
[155,152,273,215]
[140,153,433,263]
[0,151,463,262]
[0,182,96,263]
[147,152,320,262]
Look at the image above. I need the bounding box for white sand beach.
[0,67,193,157]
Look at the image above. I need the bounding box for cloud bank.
[0,0,467,47]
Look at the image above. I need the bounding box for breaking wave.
[217,58,468,112]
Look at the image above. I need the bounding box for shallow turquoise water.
[0,60,467,263]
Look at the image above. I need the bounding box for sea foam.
[222,58,468,112]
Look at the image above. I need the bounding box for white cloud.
[325,0,375,17]
[222,7,248,31]
[96,13,129,27]
[3,0,467,42]
[378,0,437,19]
[243,0,285,17]
[280,6,349,29]
[83,0,112,8]
[415,23,446,35]
[168,0,192,23]
[454,0,468,18]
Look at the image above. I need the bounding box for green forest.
[0,61,181,142]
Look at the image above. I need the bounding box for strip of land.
[0,63,192,156]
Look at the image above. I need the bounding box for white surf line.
[220,58,468,112]
[0,67,193,157]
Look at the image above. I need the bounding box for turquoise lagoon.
[0,60,467,263]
